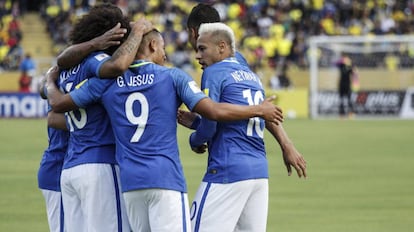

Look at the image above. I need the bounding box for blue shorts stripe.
[111,164,123,232]
[194,182,211,232]
[181,192,187,232]
[60,195,64,232]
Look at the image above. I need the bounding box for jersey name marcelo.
[116,73,154,87]
[59,64,81,83]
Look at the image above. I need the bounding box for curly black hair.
[69,3,131,55]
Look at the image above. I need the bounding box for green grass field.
[1,118,413,231]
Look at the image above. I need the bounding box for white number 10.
[242,89,264,138]
[125,92,149,142]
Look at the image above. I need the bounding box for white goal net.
[308,35,414,119]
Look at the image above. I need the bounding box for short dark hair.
[69,3,131,55]
[137,29,161,54]
[187,3,220,30]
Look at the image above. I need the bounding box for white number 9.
[125,92,149,142]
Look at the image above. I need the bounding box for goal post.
[307,35,414,119]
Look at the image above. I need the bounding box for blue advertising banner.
[0,93,48,118]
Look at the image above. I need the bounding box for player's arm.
[187,96,283,153]
[178,97,282,129]
[177,109,201,129]
[45,67,78,113]
[265,121,307,178]
[47,111,68,131]
[188,115,216,153]
[41,75,68,130]
[174,69,283,124]
[193,96,283,125]
[57,23,127,69]
[46,66,111,113]
[39,76,48,100]
[98,18,153,78]
[57,18,153,78]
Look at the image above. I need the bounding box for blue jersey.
[38,125,69,191]
[70,60,207,193]
[59,52,116,169]
[191,57,268,183]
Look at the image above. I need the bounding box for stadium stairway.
[20,12,54,59]
[0,12,54,92]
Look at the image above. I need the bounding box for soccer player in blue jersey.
[181,22,307,232]
[185,3,306,179]
[45,4,153,232]
[45,29,283,232]
[38,79,69,232]
[38,113,68,232]
[186,3,249,68]
[186,2,307,175]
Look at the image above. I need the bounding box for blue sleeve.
[190,115,201,129]
[189,116,217,147]
[83,52,111,78]
[189,68,223,147]
[170,68,207,110]
[70,77,112,108]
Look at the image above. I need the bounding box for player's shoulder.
[164,66,191,78]
[141,62,171,73]
[204,59,239,75]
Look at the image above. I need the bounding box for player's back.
[59,52,116,169]
[38,126,69,191]
[201,58,268,183]
[101,61,205,193]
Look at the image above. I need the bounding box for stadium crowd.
[2,0,414,76]
[0,0,23,71]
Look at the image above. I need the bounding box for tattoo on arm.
[112,37,140,59]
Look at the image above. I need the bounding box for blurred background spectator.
[39,1,414,71]
[3,0,414,82]
[18,70,31,92]
[19,52,36,76]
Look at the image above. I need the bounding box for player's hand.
[38,75,47,99]
[90,23,127,50]
[177,109,198,129]
[130,18,154,35]
[261,95,283,125]
[191,144,207,154]
[46,66,59,83]
[282,143,307,178]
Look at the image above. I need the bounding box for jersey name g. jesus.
[69,60,207,193]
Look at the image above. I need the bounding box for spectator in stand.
[19,53,36,76]
[269,64,291,90]
[19,70,31,93]
[41,1,414,76]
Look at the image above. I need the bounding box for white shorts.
[123,189,191,232]
[60,163,130,232]
[40,189,64,232]
[190,179,268,232]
